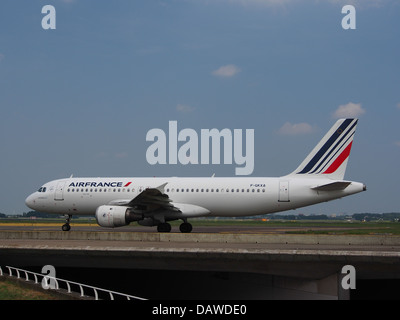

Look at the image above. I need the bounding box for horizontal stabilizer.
[311,181,351,191]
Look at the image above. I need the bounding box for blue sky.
[0,0,399,215]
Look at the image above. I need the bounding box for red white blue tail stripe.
[294,118,358,178]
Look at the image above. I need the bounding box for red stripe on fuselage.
[124,182,132,187]
[322,142,353,174]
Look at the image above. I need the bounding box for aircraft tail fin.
[288,118,358,180]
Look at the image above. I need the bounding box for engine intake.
[95,205,142,228]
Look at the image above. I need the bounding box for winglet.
[155,182,168,193]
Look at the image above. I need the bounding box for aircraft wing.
[107,183,179,212]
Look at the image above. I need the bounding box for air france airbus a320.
[25,118,366,233]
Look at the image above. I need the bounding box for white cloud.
[278,122,315,135]
[115,152,128,159]
[212,64,240,78]
[333,102,365,119]
[326,0,387,7]
[176,104,195,113]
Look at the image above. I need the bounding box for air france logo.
[68,182,132,188]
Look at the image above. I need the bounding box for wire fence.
[0,265,147,301]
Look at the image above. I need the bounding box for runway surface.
[0,223,378,235]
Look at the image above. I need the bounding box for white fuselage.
[25,176,365,218]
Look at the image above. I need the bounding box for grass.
[279,221,400,235]
[0,278,60,300]
[188,219,400,235]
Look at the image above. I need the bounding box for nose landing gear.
[62,214,72,231]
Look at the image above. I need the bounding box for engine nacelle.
[95,205,142,228]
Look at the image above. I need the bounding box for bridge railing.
[0,265,147,301]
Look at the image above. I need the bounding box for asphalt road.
[0,223,367,234]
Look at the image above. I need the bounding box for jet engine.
[95,205,142,228]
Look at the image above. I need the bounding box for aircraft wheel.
[179,222,192,233]
[62,223,71,231]
[157,223,171,233]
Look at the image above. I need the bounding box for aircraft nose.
[25,194,36,209]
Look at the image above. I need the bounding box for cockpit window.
[37,187,47,193]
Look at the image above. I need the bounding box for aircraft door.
[278,181,290,202]
[54,181,65,201]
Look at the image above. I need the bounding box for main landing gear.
[179,222,192,233]
[62,214,72,231]
[156,220,193,233]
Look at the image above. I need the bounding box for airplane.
[25,118,366,233]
